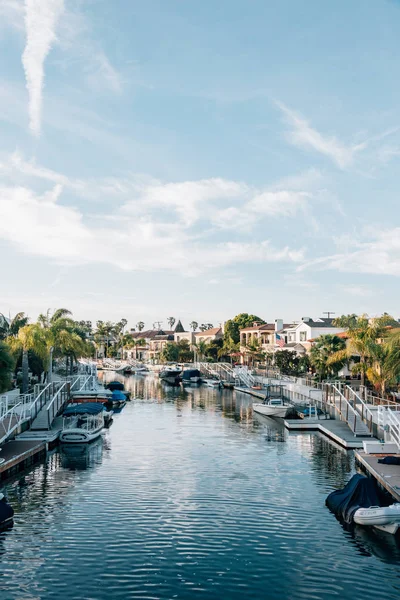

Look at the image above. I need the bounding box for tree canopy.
[224,313,265,344]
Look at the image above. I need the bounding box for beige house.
[194,327,223,344]
[239,320,291,364]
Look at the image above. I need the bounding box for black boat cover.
[378,456,400,465]
[326,474,381,524]
[106,381,124,391]
[182,369,201,380]
[0,500,14,525]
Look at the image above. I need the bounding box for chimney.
[302,317,311,323]
[275,319,283,332]
[253,321,262,327]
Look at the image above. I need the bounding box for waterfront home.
[277,318,346,353]
[239,320,292,364]
[174,321,195,346]
[194,327,223,344]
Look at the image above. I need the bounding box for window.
[299,331,307,342]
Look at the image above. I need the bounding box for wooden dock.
[234,386,266,400]
[0,440,46,481]
[284,418,373,449]
[355,451,400,502]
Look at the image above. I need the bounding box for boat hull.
[59,426,103,444]
[354,504,400,533]
[253,403,289,418]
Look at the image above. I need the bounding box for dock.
[355,451,400,502]
[0,440,46,481]
[234,386,266,400]
[284,418,374,449]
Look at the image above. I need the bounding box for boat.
[204,379,223,389]
[59,403,105,444]
[252,398,293,418]
[222,381,234,389]
[0,494,14,530]
[354,504,400,534]
[181,369,202,385]
[105,390,127,413]
[159,366,182,385]
[105,380,124,391]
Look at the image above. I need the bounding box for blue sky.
[0,0,400,329]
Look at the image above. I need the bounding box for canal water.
[1,374,400,600]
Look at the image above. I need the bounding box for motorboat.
[59,403,105,444]
[105,390,127,413]
[204,379,223,389]
[159,366,182,385]
[181,369,202,385]
[105,380,125,391]
[252,398,293,418]
[0,494,14,530]
[354,504,400,534]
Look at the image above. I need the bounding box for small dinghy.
[354,504,400,534]
[0,493,14,530]
[326,474,400,534]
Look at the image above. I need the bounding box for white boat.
[354,504,400,534]
[253,398,293,418]
[59,403,105,444]
[204,379,223,388]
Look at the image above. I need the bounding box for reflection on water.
[0,373,400,600]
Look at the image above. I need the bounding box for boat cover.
[111,390,127,401]
[106,381,124,391]
[182,369,201,380]
[326,474,381,524]
[64,403,105,416]
[0,500,14,524]
[378,456,400,465]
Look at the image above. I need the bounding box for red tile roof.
[194,327,222,336]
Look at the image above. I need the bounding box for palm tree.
[327,315,391,386]
[0,341,14,393]
[7,324,48,392]
[167,317,176,329]
[310,335,346,381]
[245,338,265,367]
[189,321,198,332]
[0,312,29,340]
[195,340,208,361]
[136,321,145,332]
[218,339,239,363]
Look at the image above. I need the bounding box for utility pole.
[323,312,336,319]
[153,321,162,330]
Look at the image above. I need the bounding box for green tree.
[365,335,400,395]
[0,341,14,393]
[204,338,223,361]
[189,321,198,332]
[328,314,393,386]
[332,314,358,328]
[199,323,214,332]
[244,337,265,366]
[167,317,176,329]
[161,342,180,363]
[7,324,49,392]
[195,340,208,360]
[176,339,194,362]
[0,312,29,340]
[309,335,346,381]
[224,313,265,345]
[136,321,145,332]
[274,350,304,376]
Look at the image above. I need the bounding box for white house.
[277,318,346,352]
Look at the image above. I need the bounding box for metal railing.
[343,385,375,433]
[326,384,371,436]
[378,406,400,450]
[0,401,31,444]
[46,382,71,429]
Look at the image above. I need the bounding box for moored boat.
[159,366,182,385]
[252,398,293,418]
[105,390,127,413]
[181,369,202,385]
[0,494,14,530]
[354,505,400,534]
[204,379,223,389]
[59,403,105,444]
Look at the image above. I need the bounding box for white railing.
[343,385,375,433]
[378,406,400,450]
[46,381,70,429]
[0,401,31,444]
[329,384,371,436]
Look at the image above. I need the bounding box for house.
[174,320,195,346]
[239,320,292,364]
[277,318,346,353]
[194,327,223,344]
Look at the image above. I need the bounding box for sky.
[0,0,400,330]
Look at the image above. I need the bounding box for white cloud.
[0,184,303,274]
[22,0,64,136]
[0,0,24,31]
[298,227,400,276]
[86,51,123,94]
[277,101,366,169]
